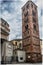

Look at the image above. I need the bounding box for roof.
[10,38,43,42]
[22,0,37,9]
[10,39,22,42]
[0,18,9,27]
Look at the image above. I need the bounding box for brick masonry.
[22,1,42,62]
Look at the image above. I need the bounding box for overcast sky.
[0,0,43,41]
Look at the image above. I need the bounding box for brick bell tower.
[22,0,42,63]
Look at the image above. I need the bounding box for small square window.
[20,57,23,60]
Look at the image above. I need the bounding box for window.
[26,4,29,9]
[15,42,17,45]
[25,25,28,31]
[20,57,23,60]
[33,24,36,30]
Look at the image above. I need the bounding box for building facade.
[22,0,42,62]
[11,39,23,50]
[11,39,26,62]
[0,18,10,63]
[0,18,10,41]
[40,39,42,55]
[40,39,43,61]
[14,49,26,62]
[2,41,13,63]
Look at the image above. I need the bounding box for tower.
[22,0,42,62]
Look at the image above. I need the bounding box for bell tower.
[22,0,42,62]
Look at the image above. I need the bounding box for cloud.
[0,0,43,41]
[0,0,43,55]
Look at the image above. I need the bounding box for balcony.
[1,23,10,32]
[1,29,9,35]
[0,33,8,40]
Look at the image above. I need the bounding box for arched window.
[15,42,17,45]
[25,25,28,31]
